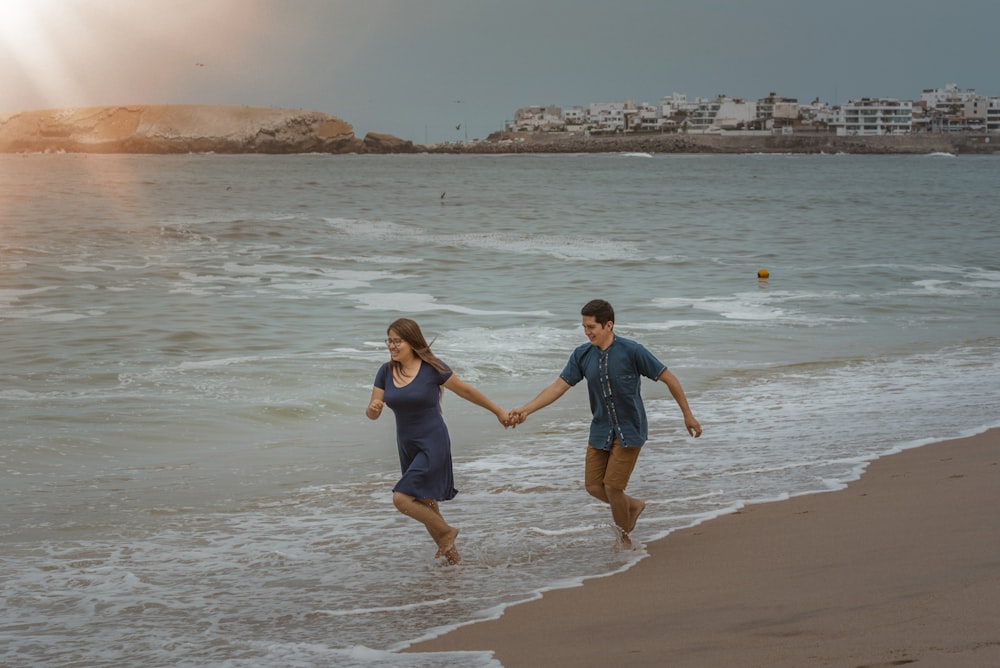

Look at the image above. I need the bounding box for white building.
[678,96,758,132]
[835,98,913,136]
[659,92,693,116]
[588,102,627,131]
[921,83,974,111]
[562,106,586,126]
[685,97,722,132]
[511,105,563,132]
[714,98,758,130]
[988,98,1000,133]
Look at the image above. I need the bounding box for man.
[510,299,702,548]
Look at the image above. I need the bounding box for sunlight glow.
[0,0,275,114]
[0,0,83,108]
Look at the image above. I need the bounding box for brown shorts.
[585,438,641,491]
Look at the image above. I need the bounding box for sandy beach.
[408,429,1000,667]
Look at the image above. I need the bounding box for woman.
[366,318,509,564]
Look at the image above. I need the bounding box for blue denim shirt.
[559,335,668,450]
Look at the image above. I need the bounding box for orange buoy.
[757,268,770,279]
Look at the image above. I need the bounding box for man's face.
[582,315,614,349]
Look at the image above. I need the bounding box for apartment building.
[836,98,913,136]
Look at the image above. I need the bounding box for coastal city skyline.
[2,0,998,143]
[503,83,999,139]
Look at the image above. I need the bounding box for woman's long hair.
[387,318,448,378]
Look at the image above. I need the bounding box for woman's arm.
[366,386,385,420]
[443,374,509,427]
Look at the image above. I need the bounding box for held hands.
[503,409,527,428]
[494,409,526,429]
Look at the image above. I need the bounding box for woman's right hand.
[366,399,384,420]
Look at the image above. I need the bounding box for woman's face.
[386,329,412,361]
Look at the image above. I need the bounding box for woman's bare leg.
[393,492,461,564]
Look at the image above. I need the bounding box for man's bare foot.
[615,529,634,551]
[627,499,646,534]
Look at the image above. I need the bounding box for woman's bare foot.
[441,545,461,565]
[433,527,461,564]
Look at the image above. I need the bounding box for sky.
[1,0,997,144]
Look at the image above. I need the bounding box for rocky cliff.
[0,105,416,154]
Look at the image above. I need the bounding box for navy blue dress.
[374,360,458,501]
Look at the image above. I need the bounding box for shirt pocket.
[614,372,640,395]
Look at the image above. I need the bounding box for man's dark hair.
[581,299,615,326]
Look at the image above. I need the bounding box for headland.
[1,105,996,154]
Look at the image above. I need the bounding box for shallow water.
[2,152,998,667]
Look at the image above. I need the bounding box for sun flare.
[0,0,78,110]
[0,1,57,60]
[1,0,276,115]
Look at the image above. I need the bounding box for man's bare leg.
[627,498,646,533]
[586,445,643,547]
[605,485,633,547]
[393,492,461,564]
[605,486,645,548]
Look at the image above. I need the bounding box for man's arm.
[511,377,572,423]
[658,368,702,437]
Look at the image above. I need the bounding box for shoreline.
[427,131,1000,155]
[3,106,998,155]
[406,428,1000,666]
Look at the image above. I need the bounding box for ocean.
[2,151,998,667]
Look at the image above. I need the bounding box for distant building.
[588,102,627,132]
[921,83,972,111]
[919,83,995,132]
[757,92,798,130]
[988,98,1000,133]
[714,97,758,130]
[835,98,913,136]
[511,105,563,132]
[658,93,694,131]
[799,98,838,130]
[562,106,586,127]
[631,102,661,131]
[685,97,722,132]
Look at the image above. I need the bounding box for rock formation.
[361,131,419,154]
[0,105,390,154]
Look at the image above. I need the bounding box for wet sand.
[408,429,1000,666]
